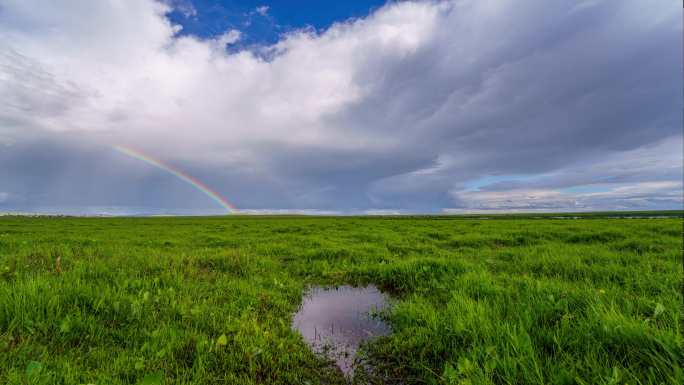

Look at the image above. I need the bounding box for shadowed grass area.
[0,215,681,384]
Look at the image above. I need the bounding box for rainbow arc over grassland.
[113,145,237,213]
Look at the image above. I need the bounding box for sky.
[0,0,682,215]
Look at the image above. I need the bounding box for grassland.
[0,214,681,384]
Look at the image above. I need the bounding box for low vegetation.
[0,214,681,384]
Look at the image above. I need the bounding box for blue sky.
[0,0,681,215]
[168,0,387,45]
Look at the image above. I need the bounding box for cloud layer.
[0,0,681,214]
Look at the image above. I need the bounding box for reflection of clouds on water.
[292,285,390,377]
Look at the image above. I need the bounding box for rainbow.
[112,145,237,213]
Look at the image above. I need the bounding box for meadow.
[0,214,681,384]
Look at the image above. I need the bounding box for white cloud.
[176,2,197,18]
[215,29,241,47]
[255,5,270,17]
[0,0,446,158]
[450,181,683,212]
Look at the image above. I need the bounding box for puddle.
[292,285,390,377]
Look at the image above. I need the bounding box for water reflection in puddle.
[292,285,390,377]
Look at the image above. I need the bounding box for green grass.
[0,215,681,384]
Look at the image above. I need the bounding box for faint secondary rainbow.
[112,145,237,213]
